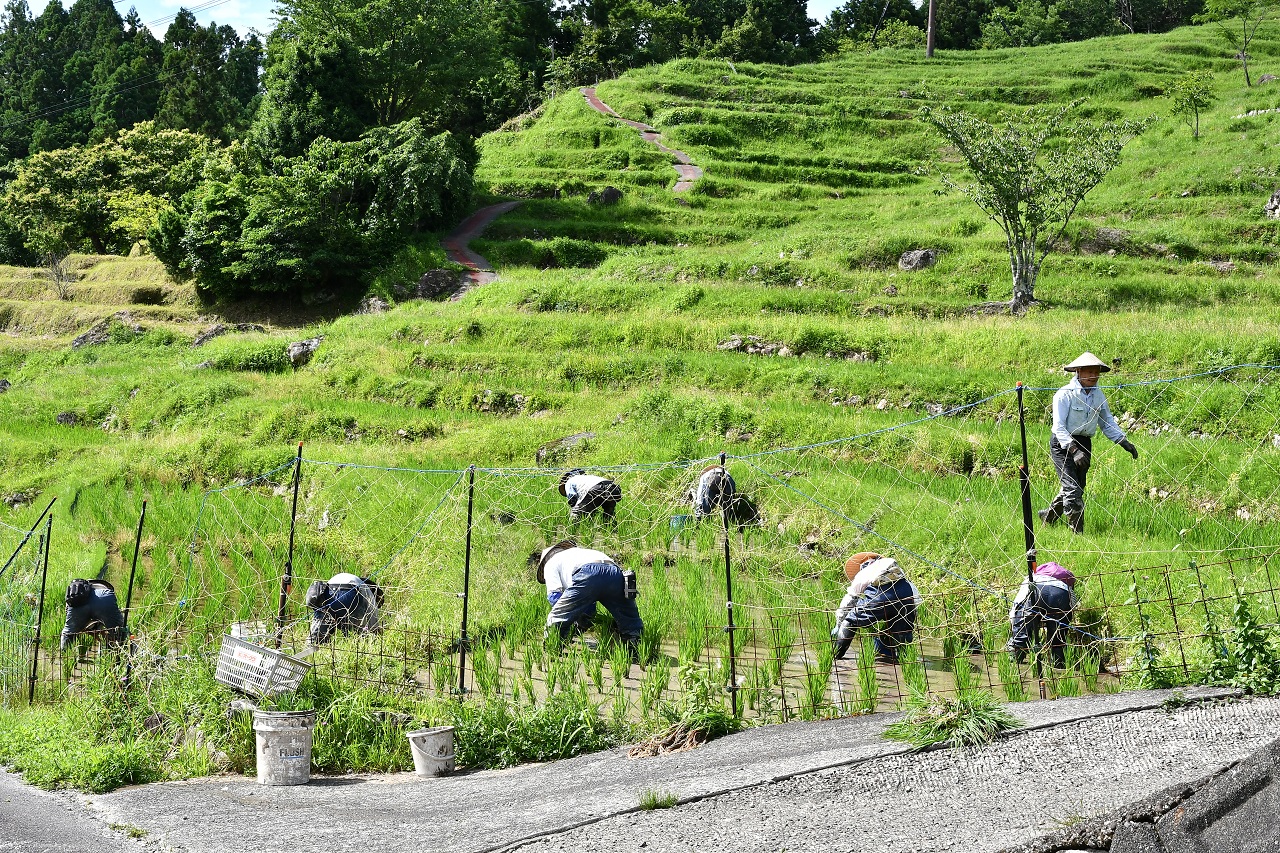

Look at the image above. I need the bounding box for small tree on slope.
[920,102,1151,312]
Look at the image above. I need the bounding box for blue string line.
[367,471,467,580]
[739,457,1132,645]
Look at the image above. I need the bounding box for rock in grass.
[56,411,79,426]
[535,431,595,466]
[898,249,939,271]
[359,296,389,314]
[588,186,623,206]
[416,269,467,299]
[71,311,141,348]
[0,379,9,393]
[1266,190,1280,219]
[287,336,324,368]
[192,323,266,347]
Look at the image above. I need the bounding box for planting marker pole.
[0,497,56,583]
[1016,383,1044,687]
[275,443,303,650]
[122,500,147,688]
[122,500,147,636]
[28,516,51,706]
[458,466,475,694]
[720,452,739,717]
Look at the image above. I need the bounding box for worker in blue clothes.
[531,540,642,657]
[60,579,126,650]
[558,469,622,522]
[304,572,382,645]
[1038,352,1139,535]
[830,552,922,665]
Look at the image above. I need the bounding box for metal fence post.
[720,452,739,717]
[28,515,51,706]
[1016,383,1043,685]
[275,443,303,649]
[458,466,476,694]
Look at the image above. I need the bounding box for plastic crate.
[215,635,310,697]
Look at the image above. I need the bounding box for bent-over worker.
[61,578,126,650]
[831,552,922,665]
[559,470,622,522]
[305,572,382,645]
[531,540,642,656]
[1007,561,1078,668]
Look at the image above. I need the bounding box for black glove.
[1119,438,1138,460]
[1069,440,1091,471]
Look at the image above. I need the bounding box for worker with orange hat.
[1039,352,1138,535]
[830,552,923,664]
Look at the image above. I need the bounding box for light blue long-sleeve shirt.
[1051,376,1126,450]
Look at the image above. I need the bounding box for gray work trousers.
[1048,435,1090,516]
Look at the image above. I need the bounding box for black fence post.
[275,443,303,650]
[1016,383,1044,687]
[720,452,739,717]
[122,500,147,688]
[28,515,51,706]
[0,497,56,583]
[458,466,476,695]
[122,500,147,637]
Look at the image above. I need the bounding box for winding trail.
[440,200,523,293]
[583,87,703,192]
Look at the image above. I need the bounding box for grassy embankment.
[3,24,1280,783]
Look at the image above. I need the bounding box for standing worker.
[831,552,922,665]
[530,540,642,657]
[559,469,622,523]
[1038,352,1139,534]
[1006,562,1078,667]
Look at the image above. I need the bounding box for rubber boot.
[1067,510,1084,535]
[1037,508,1059,526]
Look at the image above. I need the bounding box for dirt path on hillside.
[582,87,703,192]
[440,200,523,295]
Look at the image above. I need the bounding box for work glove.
[1119,438,1139,460]
[1069,440,1091,471]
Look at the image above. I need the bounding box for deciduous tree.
[1168,70,1214,137]
[920,102,1150,311]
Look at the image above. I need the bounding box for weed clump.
[884,690,1021,750]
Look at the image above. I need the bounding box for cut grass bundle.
[884,690,1022,751]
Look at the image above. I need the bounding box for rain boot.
[1067,510,1084,535]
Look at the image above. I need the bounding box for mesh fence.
[7,364,1280,719]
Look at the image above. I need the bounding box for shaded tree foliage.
[152,120,472,298]
[155,10,262,140]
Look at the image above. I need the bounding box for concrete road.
[1,687,1271,853]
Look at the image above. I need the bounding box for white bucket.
[253,710,316,786]
[407,726,455,777]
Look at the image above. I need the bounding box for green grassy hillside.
[3,24,1280,698]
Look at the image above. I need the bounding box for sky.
[30,0,846,38]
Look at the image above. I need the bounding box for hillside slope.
[2,26,1280,643]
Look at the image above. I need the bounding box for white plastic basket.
[215,635,310,697]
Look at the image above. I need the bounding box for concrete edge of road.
[477,685,1243,853]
